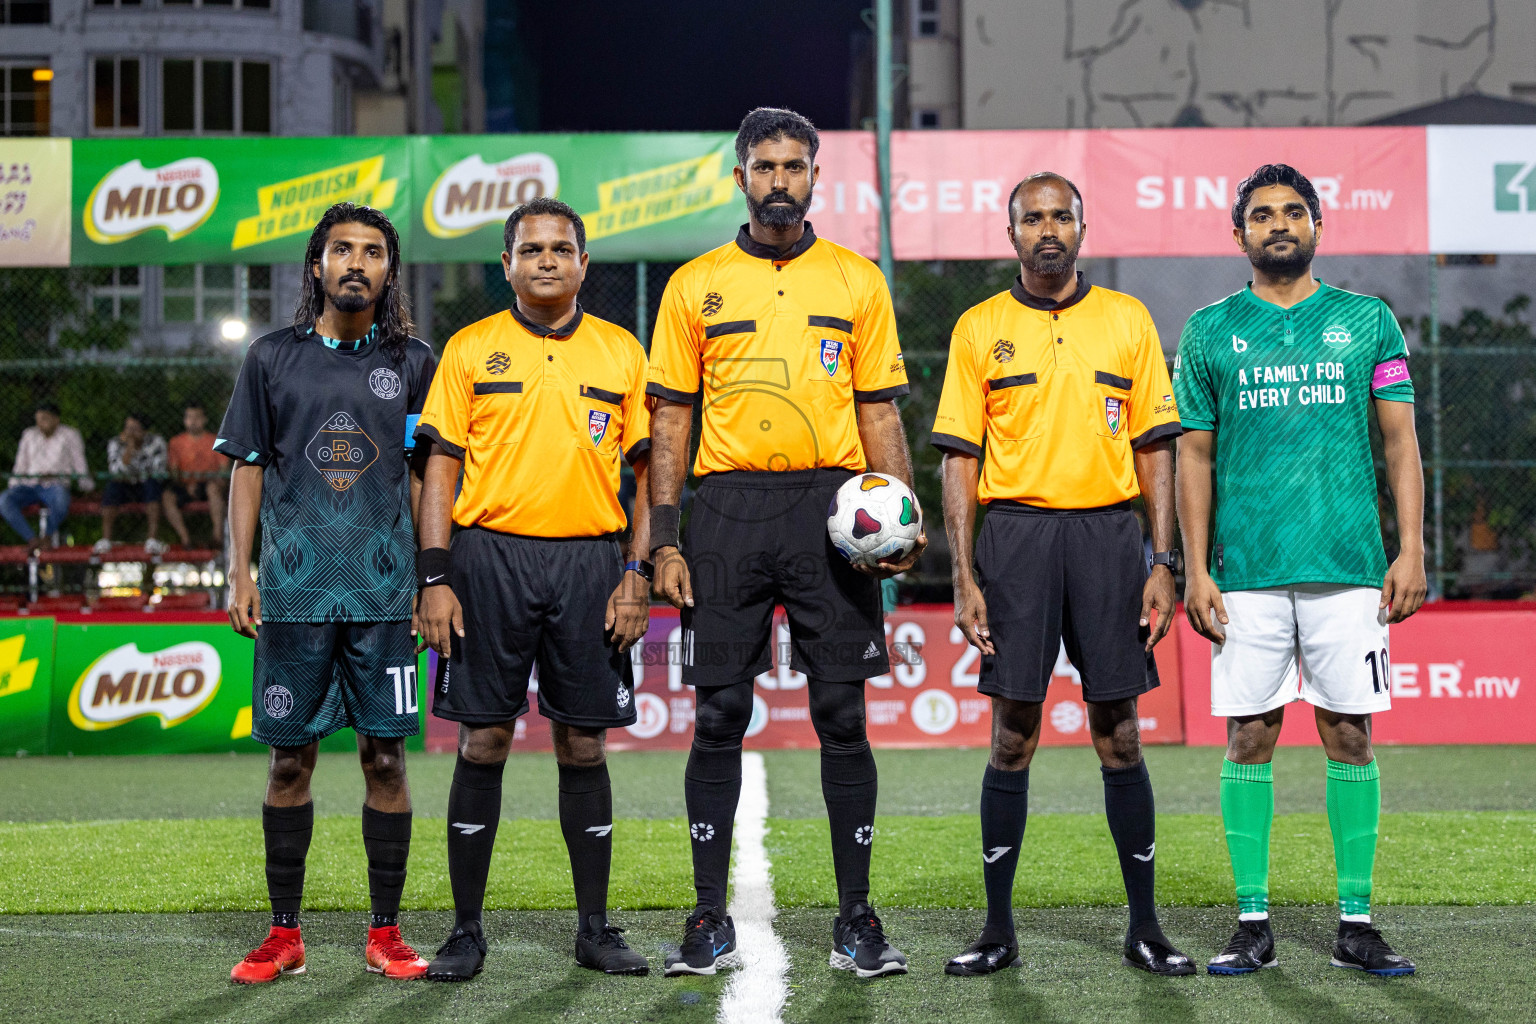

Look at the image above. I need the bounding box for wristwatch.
[1151,550,1183,573]
[624,559,654,581]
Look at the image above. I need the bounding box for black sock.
[264,802,313,930]
[979,765,1029,940]
[1102,761,1162,941]
[362,805,412,928]
[446,756,505,929]
[558,762,613,928]
[685,746,742,912]
[822,748,878,916]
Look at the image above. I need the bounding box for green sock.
[1220,759,1274,918]
[1326,758,1381,921]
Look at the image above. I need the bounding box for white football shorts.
[1210,584,1392,717]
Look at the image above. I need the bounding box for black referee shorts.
[975,500,1158,704]
[680,467,888,688]
[431,527,636,730]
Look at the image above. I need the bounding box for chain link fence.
[0,256,1531,600]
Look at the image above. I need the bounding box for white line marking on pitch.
[717,751,789,1024]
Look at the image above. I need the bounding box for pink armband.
[1371,358,1410,391]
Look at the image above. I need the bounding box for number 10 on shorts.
[387,666,419,715]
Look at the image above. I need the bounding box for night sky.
[513,0,873,132]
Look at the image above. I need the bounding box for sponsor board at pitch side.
[424,608,1185,753]
[0,617,56,755]
[1427,126,1536,254]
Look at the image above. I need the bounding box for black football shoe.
[830,903,909,978]
[425,920,487,982]
[1331,921,1416,976]
[1123,929,1196,976]
[944,932,1021,976]
[663,906,738,976]
[575,914,649,976]
[1207,919,1278,975]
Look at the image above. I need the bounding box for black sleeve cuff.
[625,438,652,464]
[930,432,983,458]
[646,382,700,405]
[1131,421,1184,450]
[853,384,911,403]
[212,438,270,467]
[414,422,466,459]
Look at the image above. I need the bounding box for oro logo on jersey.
[702,292,724,317]
[1322,324,1354,350]
[67,641,222,731]
[1104,396,1122,436]
[307,412,380,492]
[369,367,402,400]
[820,338,843,376]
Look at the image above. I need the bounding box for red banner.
[1177,605,1536,746]
[426,607,1185,754]
[810,127,1428,260]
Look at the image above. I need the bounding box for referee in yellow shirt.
[414,197,652,980]
[648,107,922,979]
[933,173,1192,977]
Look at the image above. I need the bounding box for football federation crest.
[820,338,843,376]
[702,291,724,317]
[1104,396,1122,436]
[369,367,402,400]
[588,409,611,446]
[992,338,1015,363]
[306,412,380,492]
[485,351,510,375]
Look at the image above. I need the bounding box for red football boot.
[231,926,305,984]
[366,925,429,979]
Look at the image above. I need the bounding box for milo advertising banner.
[412,133,745,262]
[0,617,56,756]
[46,621,427,755]
[72,137,413,266]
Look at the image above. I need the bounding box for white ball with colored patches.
[826,472,923,569]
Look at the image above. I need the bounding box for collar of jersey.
[1009,271,1090,312]
[1239,279,1331,314]
[304,323,376,351]
[734,221,818,262]
[510,301,584,338]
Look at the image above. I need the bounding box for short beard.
[328,283,373,315]
[1021,237,1081,278]
[747,188,812,232]
[1245,234,1317,277]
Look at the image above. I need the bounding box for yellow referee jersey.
[415,304,650,537]
[931,275,1181,508]
[647,223,909,476]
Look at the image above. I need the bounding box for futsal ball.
[827,473,923,568]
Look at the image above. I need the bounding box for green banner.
[47,622,427,755]
[71,137,415,267]
[411,132,744,263]
[0,617,56,756]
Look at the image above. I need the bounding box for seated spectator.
[96,413,170,556]
[0,402,93,551]
[164,402,227,548]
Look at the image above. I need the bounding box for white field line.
[717,751,790,1024]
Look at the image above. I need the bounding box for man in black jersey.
[219,203,437,984]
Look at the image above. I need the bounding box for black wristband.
[416,547,451,588]
[650,503,681,554]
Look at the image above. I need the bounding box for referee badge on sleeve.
[588,409,611,446]
[1105,397,1122,436]
[820,338,843,376]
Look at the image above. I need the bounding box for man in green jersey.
[1173,164,1426,978]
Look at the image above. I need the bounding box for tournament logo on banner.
[67,641,221,731]
[84,157,219,244]
[422,152,559,238]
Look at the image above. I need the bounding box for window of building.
[163,264,271,325]
[92,57,141,133]
[0,63,50,136]
[163,58,271,134]
[85,267,142,327]
[914,109,940,129]
[912,0,940,38]
[163,0,271,8]
[91,1,142,8]
[1,1,51,24]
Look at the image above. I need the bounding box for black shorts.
[974,501,1159,704]
[681,468,887,688]
[432,527,636,729]
[252,620,420,747]
[102,479,164,506]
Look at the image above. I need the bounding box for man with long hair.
[218,203,438,984]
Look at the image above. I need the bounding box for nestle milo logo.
[84,158,220,243]
[68,641,222,731]
[1494,162,1536,212]
[423,152,560,238]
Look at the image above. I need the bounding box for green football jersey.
[1172,282,1414,590]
